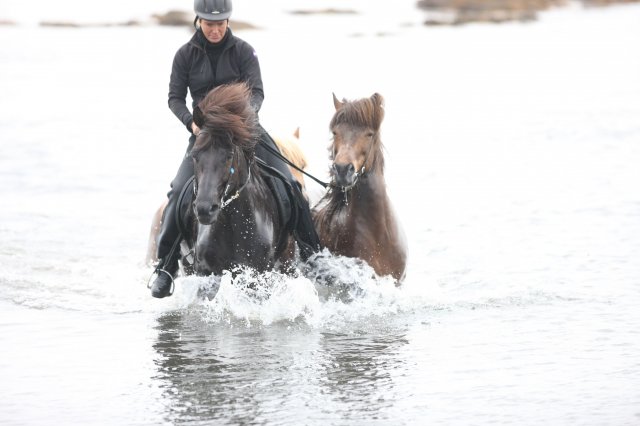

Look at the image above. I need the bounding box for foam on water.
[138,245,587,335]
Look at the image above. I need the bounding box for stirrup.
[147,268,175,296]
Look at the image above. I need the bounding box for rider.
[150,0,321,298]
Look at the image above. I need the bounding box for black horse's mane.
[192,83,260,156]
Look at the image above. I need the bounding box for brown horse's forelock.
[330,96,384,132]
[194,83,259,154]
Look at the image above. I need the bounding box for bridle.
[192,129,253,211]
[334,130,378,202]
[220,156,252,210]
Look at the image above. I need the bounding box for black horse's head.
[190,83,260,225]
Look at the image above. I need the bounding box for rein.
[195,128,376,207]
[259,130,377,200]
[259,141,331,189]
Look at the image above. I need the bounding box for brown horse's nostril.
[333,163,355,177]
[333,163,356,187]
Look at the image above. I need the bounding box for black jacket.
[168,28,264,133]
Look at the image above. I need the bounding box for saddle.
[256,158,298,232]
[259,159,320,259]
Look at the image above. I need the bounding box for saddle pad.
[257,160,294,231]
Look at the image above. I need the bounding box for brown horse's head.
[329,92,385,188]
[191,83,259,224]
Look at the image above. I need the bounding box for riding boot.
[151,262,178,299]
[150,135,196,298]
[150,201,182,298]
[150,255,179,298]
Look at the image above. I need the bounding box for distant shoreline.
[1,0,638,29]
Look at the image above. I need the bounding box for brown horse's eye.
[366,131,375,138]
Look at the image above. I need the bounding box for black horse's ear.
[193,105,205,128]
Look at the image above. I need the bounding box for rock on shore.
[417,0,640,25]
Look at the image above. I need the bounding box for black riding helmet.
[194,0,232,21]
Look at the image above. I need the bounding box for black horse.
[183,83,297,276]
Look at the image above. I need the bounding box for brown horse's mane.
[193,83,259,155]
[328,93,386,178]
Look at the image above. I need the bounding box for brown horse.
[312,92,407,282]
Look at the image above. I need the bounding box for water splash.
[161,252,420,330]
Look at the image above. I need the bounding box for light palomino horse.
[312,92,407,282]
[272,127,308,199]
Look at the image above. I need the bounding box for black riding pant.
[155,134,196,273]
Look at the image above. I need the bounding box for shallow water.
[1,2,640,425]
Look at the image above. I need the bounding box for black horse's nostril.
[195,201,219,222]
